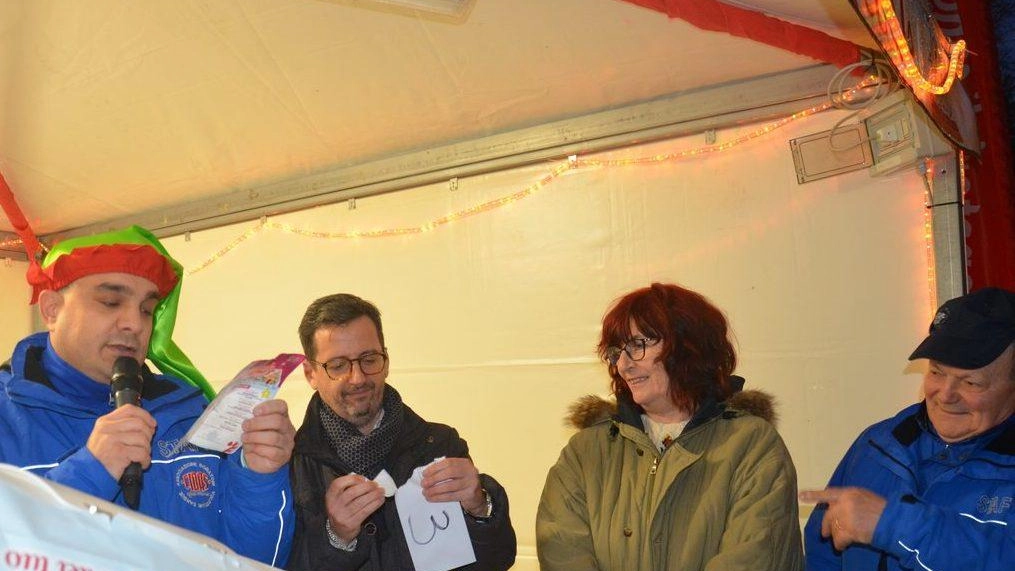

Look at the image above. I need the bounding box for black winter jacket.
[286,392,516,571]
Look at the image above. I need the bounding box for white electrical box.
[790,124,873,184]
[864,90,952,176]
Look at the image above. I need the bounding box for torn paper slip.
[374,470,397,497]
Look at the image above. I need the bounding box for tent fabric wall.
[1,260,30,355]
[152,107,932,568]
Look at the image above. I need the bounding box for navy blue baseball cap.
[909,287,1015,369]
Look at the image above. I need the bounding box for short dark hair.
[598,282,737,415]
[298,293,384,360]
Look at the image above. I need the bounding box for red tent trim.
[620,0,861,68]
[0,172,43,260]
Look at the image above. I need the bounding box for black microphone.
[111,356,144,510]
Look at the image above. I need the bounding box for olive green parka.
[536,387,803,571]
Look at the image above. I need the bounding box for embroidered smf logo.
[176,461,216,508]
[158,437,200,458]
[977,495,1012,516]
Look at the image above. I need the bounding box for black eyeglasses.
[605,337,659,366]
[309,351,388,380]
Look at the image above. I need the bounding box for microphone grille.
[111,356,142,391]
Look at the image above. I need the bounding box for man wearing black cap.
[802,287,1015,571]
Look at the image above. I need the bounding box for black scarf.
[318,386,405,478]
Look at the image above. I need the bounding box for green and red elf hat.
[28,236,178,304]
[30,226,216,400]
[1,175,212,399]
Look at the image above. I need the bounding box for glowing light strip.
[921,158,937,315]
[864,0,966,95]
[268,163,572,241]
[185,223,266,276]
[176,80,877,275]
[578,103,831,168]
[0,237,23,250]
[959,150,967,203]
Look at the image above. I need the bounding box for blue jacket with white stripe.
[0,332,294,568]
[805,402,1014,571]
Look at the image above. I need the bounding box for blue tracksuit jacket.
[0,332,294,567]
[804,403,1014,571]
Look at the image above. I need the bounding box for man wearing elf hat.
[802,287,1015,571]
[0,226,295,567]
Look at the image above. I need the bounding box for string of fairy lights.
[2,1,965,267]
[1,102,834,262]
[183,98,850,276]
[920,157,939,314]
[0,59,942,286]
[181,72,911,276]
[5,100,829,270]
[918,150,969,317]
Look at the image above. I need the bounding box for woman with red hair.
[536,283,802,571]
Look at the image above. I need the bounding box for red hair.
[598,283,737,415]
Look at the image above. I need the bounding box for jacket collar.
[613,393,727,437]
[985,416,1015,455]
[295,389,429,484]
[891,402,1014,456]
[612,375,744,435]
[7,332,181,413]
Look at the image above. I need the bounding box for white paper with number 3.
[394,459,476,571]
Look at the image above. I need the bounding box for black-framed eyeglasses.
[309,351,388,380]
[605,337,659,366]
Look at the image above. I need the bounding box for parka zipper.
[650,456,659,475]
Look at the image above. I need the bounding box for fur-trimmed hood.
[566,388,779,430]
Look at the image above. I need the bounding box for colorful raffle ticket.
[177,354,305,454]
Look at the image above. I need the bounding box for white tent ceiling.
[0,0,875,247]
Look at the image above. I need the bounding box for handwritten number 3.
[409,510,451,545]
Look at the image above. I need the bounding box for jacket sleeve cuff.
[464,475,503,526]
[45,446,119,500]
[314,517,374,568]
[325,519,358,551]
[871,493,927,555]
[228,449,288,484]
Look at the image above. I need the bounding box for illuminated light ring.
[864,0,966,95]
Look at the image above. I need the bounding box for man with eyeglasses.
[285,293,517,571]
